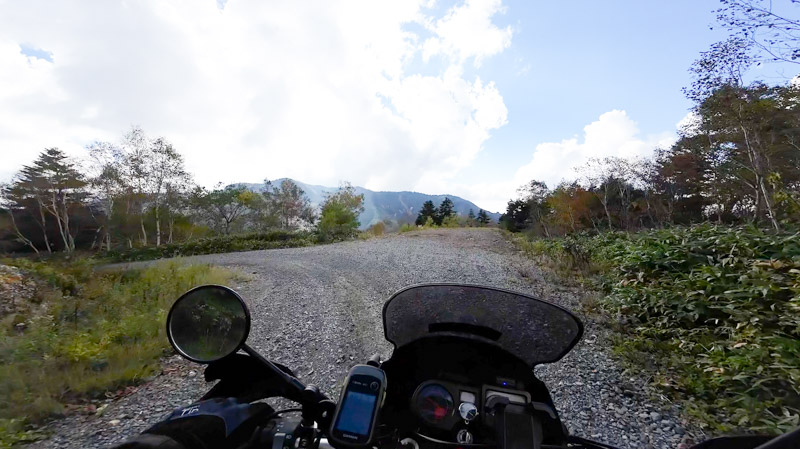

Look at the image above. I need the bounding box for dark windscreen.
[382,284,583,366]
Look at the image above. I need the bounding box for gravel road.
[28,229,701,449]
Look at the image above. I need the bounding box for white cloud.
[512,110,674,189]
[0,0,510,190]
[457,110,677,213]
[422,0,513,67]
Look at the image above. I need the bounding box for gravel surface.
[28,229,703,449]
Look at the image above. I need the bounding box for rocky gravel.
[27,229,702,448]
[0,263,37,317]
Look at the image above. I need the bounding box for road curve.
[29,229,697,449]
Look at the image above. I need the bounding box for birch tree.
[87,141,125,251]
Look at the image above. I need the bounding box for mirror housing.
[167,285,251,363]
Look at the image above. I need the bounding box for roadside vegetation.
[0,127,369,445]
[0,258,231,447]
[106,230,315,262]
[503,3,800,435]
[514,226,799,433]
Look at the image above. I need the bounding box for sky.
[1,0,798,213]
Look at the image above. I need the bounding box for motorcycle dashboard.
[411,379,530,432]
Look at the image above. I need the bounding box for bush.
[0,258,231,446]
[105,230,314,262]
[366,221,386,237]
[441,215,461,228]
[398,223,416,233]
[519,224,800,433]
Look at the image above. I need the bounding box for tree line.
[502,1,800,236]
[415,198,491,227]
[0,127,364,253]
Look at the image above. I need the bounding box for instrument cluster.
[411,379,530,433]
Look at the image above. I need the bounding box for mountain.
[237,179,502,229]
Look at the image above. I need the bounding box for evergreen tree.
[435,197,454,225]
[3,148,88,252]
[415,200,437,226]
[477,209,491,225]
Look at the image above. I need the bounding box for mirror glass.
[167,285,250,363]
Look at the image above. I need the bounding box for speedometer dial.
[415,384,454,424]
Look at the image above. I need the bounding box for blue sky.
[1,0,797,212]
[458,0,798,191]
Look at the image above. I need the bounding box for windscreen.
[382,284,583,366]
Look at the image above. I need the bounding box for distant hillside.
[237,179,501,229]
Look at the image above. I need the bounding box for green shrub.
[105,230,314,262]
[0,258,231,446]
[519,224,800,433]
[441,215,461,228]
[398,223,416,233]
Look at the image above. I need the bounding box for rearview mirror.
[167,285,251,363]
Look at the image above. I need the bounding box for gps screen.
[335,390,377,436]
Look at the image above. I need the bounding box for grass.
[511,224,800,435]
[104,230,315,262]
[0,257,232,447]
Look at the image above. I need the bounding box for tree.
[627,157,662,227]
[477,209,491,225]
[435,197,454,225]
[466,208,478,227]
[685,37,754,103]
[695,83,795,229]
[264,180,315,229]
[546,183,596,234]
[147,138,190,246]
[87,141,125,250]
[317,183,365,241]
[518,180,552,236]
[121,126,152,246]
[0,183,39,253]
[199,185,259,235]
[415,200,438,226]
[577,157,625,229]
[715,0,800,65]
[501,199,531,232]
[4,148,88,252]
[163,181,193,244]
[683,15,788,230]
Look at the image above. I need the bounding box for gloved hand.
[112,398,273,449]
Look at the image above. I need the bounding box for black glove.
[202,354,301,403]
[113,398,272,449]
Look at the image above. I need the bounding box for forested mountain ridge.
[237,179,501,229]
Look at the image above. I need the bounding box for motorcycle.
[137,283,798,449]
